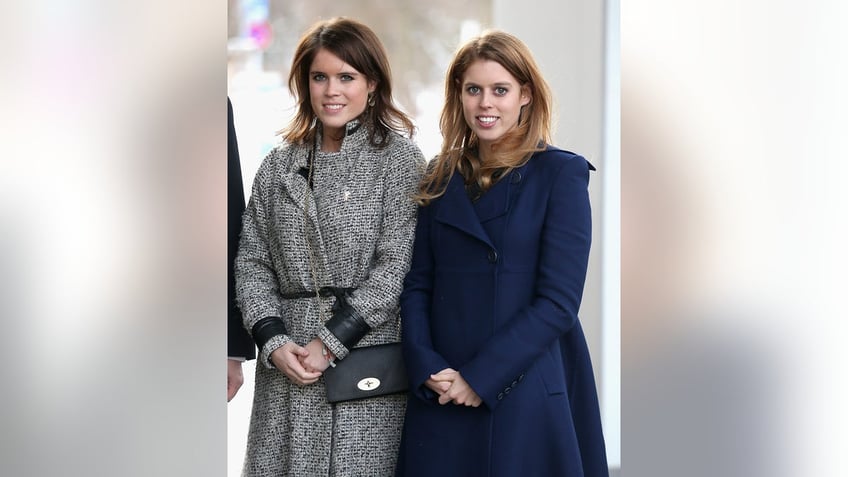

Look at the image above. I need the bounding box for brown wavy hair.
[416,30,552,205]
[281,17,415,147]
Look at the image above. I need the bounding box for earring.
[367,93,376,107]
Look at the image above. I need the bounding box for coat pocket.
[537,348,567,395]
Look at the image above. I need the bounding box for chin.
[321,117,349,130]
[475,131,504,143]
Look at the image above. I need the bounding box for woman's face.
[460,59,530,151]
[308,48,375,139]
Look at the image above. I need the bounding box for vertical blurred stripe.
[1,2,226,475]
[601,0,621,469]
[623,1,848,476]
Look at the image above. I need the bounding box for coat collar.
[433,164,526,247]
[275,120,369,270]
[283,118,369,202]
[311,118,367,155]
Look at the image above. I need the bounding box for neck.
[321,126,343,152]
[478,141,493,164]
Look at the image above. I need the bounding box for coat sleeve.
[227,97,256,360]
[235,149,292,369]
[400,201,454,403]
[319,140,425,359]
[460,155,593,410]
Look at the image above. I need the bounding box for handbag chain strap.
[303,138,327,325]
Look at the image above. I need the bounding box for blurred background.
[621,1,848,476]
[226,1,620,475]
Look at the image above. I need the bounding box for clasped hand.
[269,338,330,386]
[425,368,482,407]
[272,343,482,408]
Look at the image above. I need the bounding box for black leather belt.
[280,287,355,311]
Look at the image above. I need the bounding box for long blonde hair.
[416,30,552,205]
[281,17,414,147]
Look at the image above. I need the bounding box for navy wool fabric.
[397,147,608,477]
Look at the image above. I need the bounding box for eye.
[466,85,481,95]
[494,87,508,96]
[340,74,354,82]
[311,73,326,82]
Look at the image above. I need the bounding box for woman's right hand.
[424,367,455,396]
[270,342,322,385]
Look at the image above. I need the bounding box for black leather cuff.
[324,299,371,350]
[251,317,287,350]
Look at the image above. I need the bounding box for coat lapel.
[473,167,526,223]
[433,172,494,247]
[277,148,332,273]
[433,163,530,248]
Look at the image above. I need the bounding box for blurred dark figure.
[228,97,255,401]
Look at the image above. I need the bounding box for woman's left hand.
[424,368,454,396]
[300,338,332,373]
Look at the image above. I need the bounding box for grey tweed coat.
[236,120,424,476]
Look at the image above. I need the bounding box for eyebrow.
[463,81,514,87]
[310,70,361,77]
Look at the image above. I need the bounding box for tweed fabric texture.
[236,121,424,476]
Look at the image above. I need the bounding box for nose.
[479,90,493,108]
[325,78,341,97]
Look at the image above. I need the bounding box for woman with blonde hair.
[397,30,608,476]
[236,17,423,476]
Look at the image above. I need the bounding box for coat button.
[518,373,525,382]
[504,386,511,394]
[511,171,522,184]
[511,380,519,388]
[497,392,504,401]
[487,249,498,263]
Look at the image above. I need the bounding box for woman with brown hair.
[235,17,423,476]
[397,30,608,476]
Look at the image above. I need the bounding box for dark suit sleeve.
[228,97,256,360]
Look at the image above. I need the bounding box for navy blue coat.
[397,147,608,476]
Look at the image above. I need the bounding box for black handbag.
[323,342,408,403]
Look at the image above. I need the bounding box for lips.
[323,104,344,113]
[476,115,498,128]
